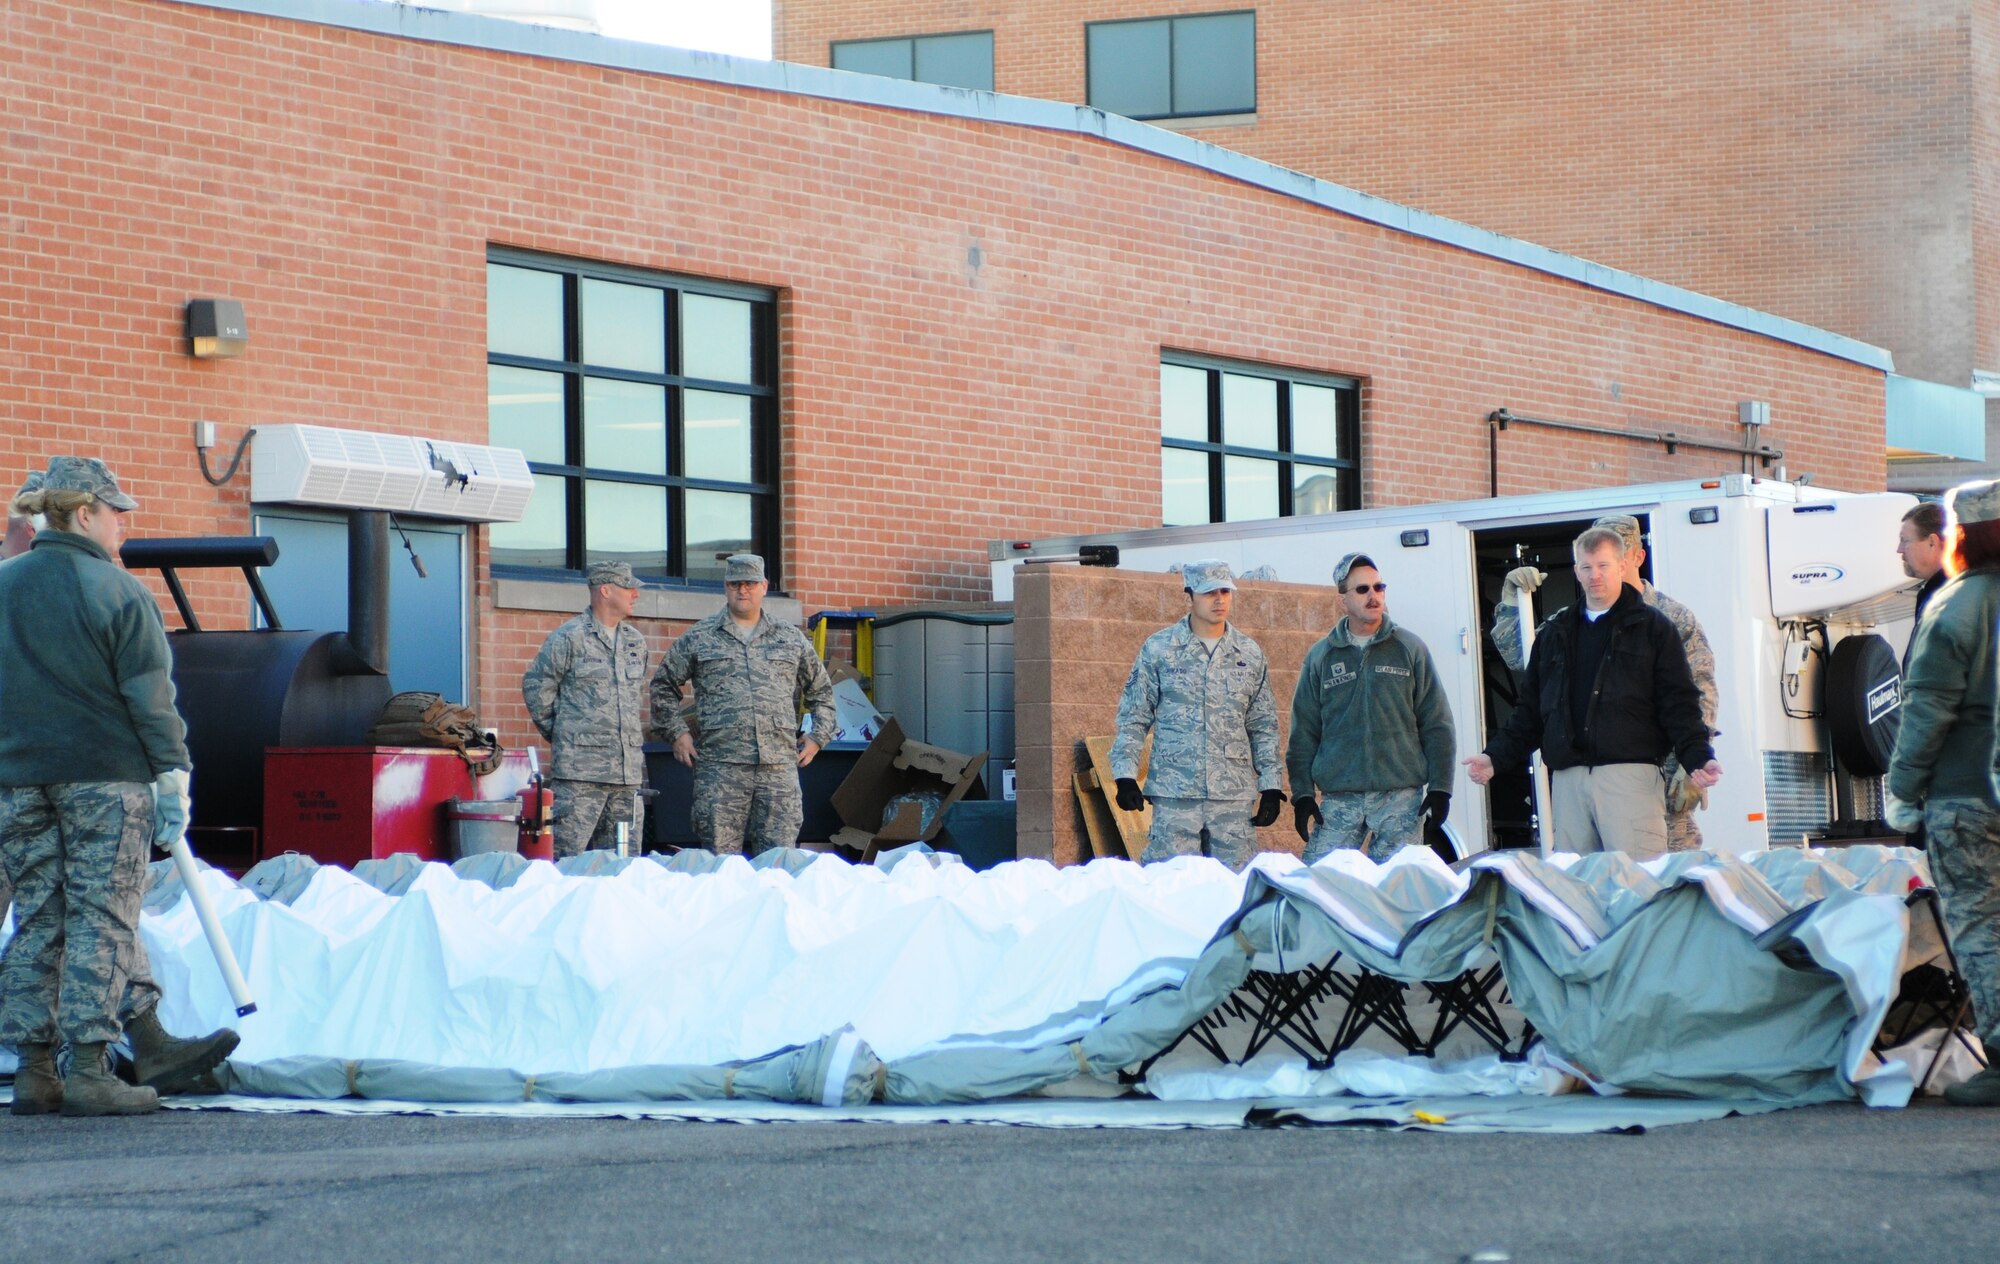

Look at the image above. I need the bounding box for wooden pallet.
[1079,734,1150,861]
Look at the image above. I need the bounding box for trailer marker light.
[1011,541,1032,550]
[1688,506,1719,525]
[1747,812,1766,822]
[1700,481,1722,489]
[1400,529,1430,548]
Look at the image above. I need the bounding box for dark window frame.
[1085,10,1258,121]
[486,246,781,589]
[1160,352,1360,525]
[830,29,996,91]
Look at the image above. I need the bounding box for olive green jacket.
[0,530,190,786]
[1889,567,2000,806]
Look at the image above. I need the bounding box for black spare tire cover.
[1826,633,1902,778]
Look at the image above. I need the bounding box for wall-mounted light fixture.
[186,299,248,359]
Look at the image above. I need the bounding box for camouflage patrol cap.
[42,456,137,511]
[1331,552,1377,587]
[1947,478,2000,526]
[724,553,767,583]
[1591,513,1647,552]
[585,560,642,589]
[1181,559,1234,594]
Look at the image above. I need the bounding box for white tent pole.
[1516,587,1557,855]
[167,832,258,1017]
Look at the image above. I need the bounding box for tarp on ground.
[0,845,1932,1111]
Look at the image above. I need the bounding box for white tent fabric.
[0,844,1941,1112]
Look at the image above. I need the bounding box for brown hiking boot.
[9,1042,62,1115]
[125,1007,238,1095]
[1944,1064,2000,1107]
[62,1043,159,1116]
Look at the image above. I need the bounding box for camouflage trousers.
[1142,797,1259,871]
[694,761,801,857]
[0,782,158,1047]
[550,779,645,859]
[1305,788,1424,864]
[1925,798,2000,1051]
[1663,759,1704,853]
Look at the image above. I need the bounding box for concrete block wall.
[1013,564,1351,864]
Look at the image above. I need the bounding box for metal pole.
[165,833,257,1017]
[1515,587,1557,855]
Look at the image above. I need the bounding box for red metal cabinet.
[261,746,534,869]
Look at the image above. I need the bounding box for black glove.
[1292,795,1322,843]
[1421,790,1451,826]
[1250,788,1284,827]
[1114,777,1146,813]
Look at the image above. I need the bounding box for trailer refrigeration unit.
[991,475,1921,857]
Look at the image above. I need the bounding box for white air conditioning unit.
[251,424,534,523]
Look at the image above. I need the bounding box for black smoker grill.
[121,511,398,864]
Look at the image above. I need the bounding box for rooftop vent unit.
[251,424,534,523]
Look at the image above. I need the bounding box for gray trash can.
[447,798,521,859]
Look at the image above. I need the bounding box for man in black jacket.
[1464,525,1720,859]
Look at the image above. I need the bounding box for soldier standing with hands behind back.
[521,560,652,858]
[1110,560,1284,870]
[649,554,834,857]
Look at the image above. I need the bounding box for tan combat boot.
[9,1042,62,1115]
[61,1042,159,1116]
[124,1007,238,1094]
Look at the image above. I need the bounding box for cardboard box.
[828,716,986,859]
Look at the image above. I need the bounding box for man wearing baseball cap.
[1110,560,1284,869]
[1884,479,2000,1105]
[522,559,653,857]
[648,554,835,857]
[1288,553,1457,862]
[0,457,239,1115]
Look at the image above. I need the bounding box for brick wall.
[1015,564,1365,864]
[778,0,1983,421]
[5,0,1885,772]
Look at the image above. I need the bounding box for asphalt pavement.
[2,1098,1996,1263]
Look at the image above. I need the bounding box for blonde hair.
[1572,525,1628,560]
[11,487,94,532]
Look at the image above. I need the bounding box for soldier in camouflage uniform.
[648,554,835,857]
[1289,554,1457,863]
[1491,514,1719,851]
[1883,479,2000,1106]
[0,458,238,1117]
[522,560,653,858]
[1111,560,1284,870]
[0,470,39,928]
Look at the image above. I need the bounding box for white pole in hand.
[1515,586,1557,856]
[166,832,257,1017]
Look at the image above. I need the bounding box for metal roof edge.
[162,0,1893,374]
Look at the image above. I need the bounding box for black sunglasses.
[1347,582,1388,594]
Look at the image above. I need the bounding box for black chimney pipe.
[333,510,391,677]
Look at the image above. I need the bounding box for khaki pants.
[1549,764,1669,861]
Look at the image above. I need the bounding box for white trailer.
[991,475,1920,857]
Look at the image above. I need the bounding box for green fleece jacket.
[1888,567,2000,806]
[1286,615,1456,797]
[0,530,189,786]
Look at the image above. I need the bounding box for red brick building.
[776,0,1997,488]
[6,0,1890,854]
